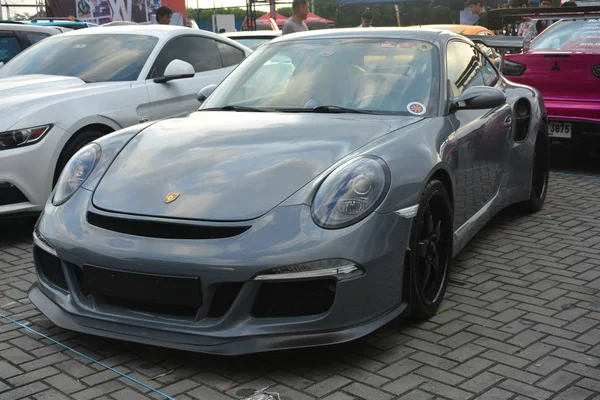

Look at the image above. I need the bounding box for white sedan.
[0,25,252,221]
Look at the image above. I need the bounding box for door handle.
[503,116,512,126]
[138,117,149,123]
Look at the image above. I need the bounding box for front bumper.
[0,125,68,218]
[29,189,414,355]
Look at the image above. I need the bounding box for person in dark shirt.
[536,0,553,34]
[156,6,172,25]
[468,0,489,28]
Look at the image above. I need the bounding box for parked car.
[0,23,62,65]
[24,18,98,30]
[222,30,282,50]
[29,28,548,355]
[0,25,252,221]
[408,24,499,61]
[497,6,600,157]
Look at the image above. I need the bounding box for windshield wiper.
[203,105,267,112]
[309,105,374,114]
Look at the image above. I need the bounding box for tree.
[277,7,292,17]
[314,0,338,22]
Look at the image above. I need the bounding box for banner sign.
[75,0,161,24]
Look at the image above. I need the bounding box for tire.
[519,130,549,213]
[407,179,453,321]
[53,130,106,186]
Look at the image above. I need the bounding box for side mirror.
[197,84,217,103]
[451,86,506,111]
[153,59,195,83]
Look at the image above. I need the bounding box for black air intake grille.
[0,184,28,206]
[34,246,68,291]
[87,211,251,239]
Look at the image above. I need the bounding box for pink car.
[500,12,600,155]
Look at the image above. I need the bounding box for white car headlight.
[311,156,390,229]
[53,143,101,206]
[0,125,52,150]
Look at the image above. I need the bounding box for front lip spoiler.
[28,283,409,356]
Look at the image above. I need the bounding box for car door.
[446,40,512,230]
[145,35,232,120]
[0,31,23,65]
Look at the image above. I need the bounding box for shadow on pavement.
[0,215,37,242]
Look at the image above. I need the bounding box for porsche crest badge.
[164,192,180,204]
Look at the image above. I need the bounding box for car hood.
[0,74,124,131]
[92,111,423,221]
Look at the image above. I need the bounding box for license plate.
[548,121,572,138]
[82,265,202,307]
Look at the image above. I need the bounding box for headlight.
[311,156,390,229]
[0,125,52,150]
[52,143,101,206]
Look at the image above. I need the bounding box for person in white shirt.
[358,10,373,27]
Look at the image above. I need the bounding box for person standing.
[468,0,489,28]
[508,0,537,41]
[282,0,309,35]
[358,10,373,27]
[156,6,173,25]
[536,0,553,34]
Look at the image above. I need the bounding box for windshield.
[0,33,158,82]
[531,19,600,52]
[201,38,440,115]
[232,38,272,50]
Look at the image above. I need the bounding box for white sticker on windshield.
[380,41,397,48]
[320,49,335,57]
[74,44,88,48]
[407,102,426,115]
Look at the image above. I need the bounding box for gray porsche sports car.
[29,28,549,355]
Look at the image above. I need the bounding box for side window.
[216,41,244,67]
[446,40,484,98]
[480,52,499,87]
[148,36,222,79]
[26,33,50,45]
[0,35,22,63]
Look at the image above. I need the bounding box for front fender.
[373,117,455,214]
[66,115,123,137]
[277,117,454,216]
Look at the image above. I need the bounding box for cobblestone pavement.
[1,149,600,400]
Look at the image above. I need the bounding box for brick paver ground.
[1,152,600,400]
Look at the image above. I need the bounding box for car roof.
[223,31,281,38]
[269,27,457,44]
[25,20,98,27]
[0,22,62,34]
